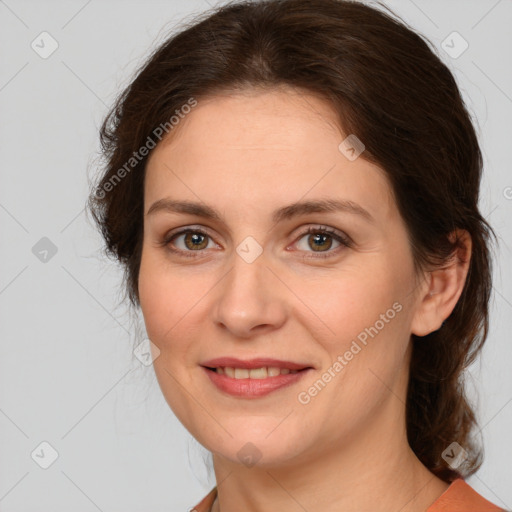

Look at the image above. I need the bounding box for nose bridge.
[212,241,286,337]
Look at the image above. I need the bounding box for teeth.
[214,367,300,378]
[268,367,281,377]
[234,368,250,379]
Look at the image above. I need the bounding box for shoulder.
[427,478,505,512]
[190,486,217,512]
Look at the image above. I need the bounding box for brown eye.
[307,232,334,252]
[182,232,209,250]
[163,229,215,256]
[294,226,352,259]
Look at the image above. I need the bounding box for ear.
[411,229,472,337]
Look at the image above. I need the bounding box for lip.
[200,357,312,371]
[201,366,313,398]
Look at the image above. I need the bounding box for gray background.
[1,0,511,510]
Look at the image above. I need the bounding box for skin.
[138,86,471,512]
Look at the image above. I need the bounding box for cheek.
[138,246,195,343]
[138,251,166,341]
[293,260,404,345]
[138,250,202,421]
[297,259,411,394]
[138,252,184,356]
[294,270,410,442]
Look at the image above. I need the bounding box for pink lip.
[202,366,312,398]
[200,357,312,371]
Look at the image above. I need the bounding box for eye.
[161,227,217,257]
[292,226,352,259]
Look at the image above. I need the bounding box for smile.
[208,366,300,378]
[201,366,312,398]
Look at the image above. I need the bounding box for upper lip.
[201,357,313,371]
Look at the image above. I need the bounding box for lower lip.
[201,367,312,398]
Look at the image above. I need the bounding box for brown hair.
[87,0,497,483]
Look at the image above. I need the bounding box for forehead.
[144,88,395,224]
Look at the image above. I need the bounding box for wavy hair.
[88,0,497,482]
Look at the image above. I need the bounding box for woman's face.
[139,87,428,468]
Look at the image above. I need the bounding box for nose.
[211,250,288,339]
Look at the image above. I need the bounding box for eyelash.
[159,225,352,260]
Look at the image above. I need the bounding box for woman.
[88,0,504,510]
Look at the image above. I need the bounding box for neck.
[209,390,449,512]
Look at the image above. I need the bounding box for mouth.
[203,366,308,378]
[200,357,314,398]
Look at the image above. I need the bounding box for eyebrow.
[146,197,375,224]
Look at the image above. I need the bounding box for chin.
[198,425,309,469]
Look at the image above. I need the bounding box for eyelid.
[290,225,352,247]
[161,225,219,252]
[164,224,215,239]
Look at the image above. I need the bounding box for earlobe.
[410,229,472,337]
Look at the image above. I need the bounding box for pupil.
[311,233,331,251]
[186,232,207,250]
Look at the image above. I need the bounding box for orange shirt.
[190,479,505,512]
